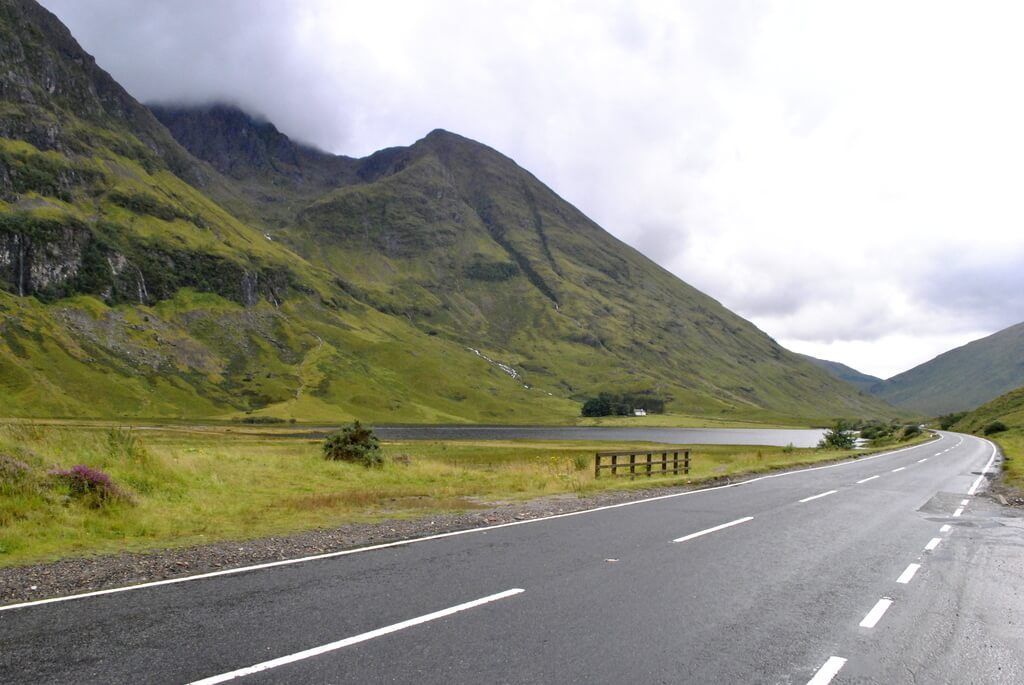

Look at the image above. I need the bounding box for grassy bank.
[0,423,925,567]
[951,386,1024,494]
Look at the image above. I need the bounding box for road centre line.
[807,656,847,685]
[896,563,920,584]
[953,507,964,517]
[917,458,927,463]
[0,435,946,613]
[187,589,525,684]
[925,537,942,551]
[960,499,969,506]
[672,516,754,543]
[798,490,838,503]
[891,467,906,472]
[855,475,879,484]
[940,524,951,532]
[859,598,894,628]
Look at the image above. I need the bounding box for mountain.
[798,355,883,394]
[0,0,900,424]
[869,322,1024,415]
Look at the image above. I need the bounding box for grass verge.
[0,423,931,567]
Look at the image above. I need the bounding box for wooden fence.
[594,449,690,479]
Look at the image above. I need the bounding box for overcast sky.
[42,0,1024,379]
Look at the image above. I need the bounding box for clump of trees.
[323,421,383,468]
[581,392,666,417]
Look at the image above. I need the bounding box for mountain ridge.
[869,321,1024,415]
[0,0,901,424]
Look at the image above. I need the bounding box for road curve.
[2,431,1022,684]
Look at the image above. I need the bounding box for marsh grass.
[0,423,911,566]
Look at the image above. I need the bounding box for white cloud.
[42,0,1024,378]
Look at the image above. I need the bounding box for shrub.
[0,454,33,494]
[323,421,382,467]
[902,424,922,439]
[49,464,129,507]
[984,421,1008,435]
[782,443,795,453]
[938,412,967,430]
[572,453,589,471]
[818,421,855,449]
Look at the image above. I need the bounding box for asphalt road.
[2,431,1022,684]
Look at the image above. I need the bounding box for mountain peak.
[148,102,347,182]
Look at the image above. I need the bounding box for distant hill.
[798,355,883,394]
[871,322,1024,415]
[0,0,900,424]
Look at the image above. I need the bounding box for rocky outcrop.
[0,213,290,306]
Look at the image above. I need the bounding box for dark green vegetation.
[868,321,1024,415]
[817,421,855,449]
[0,0,901,425]
[323,420,382,467]
[799,354,883,394]
[580,392,665,417]
[952,385,1024,493]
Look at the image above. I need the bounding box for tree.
[818,421,855,449]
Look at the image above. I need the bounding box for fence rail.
[594,449,690,479]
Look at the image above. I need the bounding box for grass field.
[0,422,928,567]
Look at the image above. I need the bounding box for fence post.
[673,451,679,475]
[661,451,668,475]
[630,453,636,479]
[611,453,618,476]
[646,452,652,477]
[594,453,600,479]
[684,450,690,475]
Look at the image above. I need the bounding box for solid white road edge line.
[672,516,754,543]
[968,440,998,495]
[925,537,942,551]
[187,588,525,685]
[940,524,951,532]
[798,490,838,503]
[855,475,879,484]
[896,563,920,584]
[0,434,952,612]
[807,656,847,685]
[859,598,894,628]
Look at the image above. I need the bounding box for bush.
[938,412,967,430]
[902,424,922,439]
[984,421,1008,435]
[818,421,855,449]
[323,421,382,467]
[0,454,33,494]
[49,464,129,507]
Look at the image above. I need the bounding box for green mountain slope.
[951,384,1024,493]
[798,354,883,394]
[156,104,901,422]
[871,322,1024,415]
[952,385,1024,435]
[0,0,901,424]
